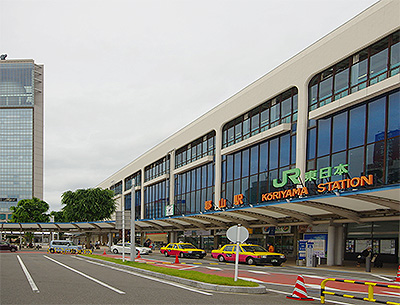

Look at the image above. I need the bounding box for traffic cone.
[395,265,400,282]
[103,249,106,255]
[136,252,141,259]
[286,275,314,301]
[174,254,180,264]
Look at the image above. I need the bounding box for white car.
[136,244,152,253]
[110,243,150,255]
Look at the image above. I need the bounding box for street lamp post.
[122,196,125,262]
[130,181,136,261]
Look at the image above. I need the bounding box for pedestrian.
[357,246,372,267]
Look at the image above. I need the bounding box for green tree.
[10,197,50,223]
[61,188,116,222]
[50,210,66,222]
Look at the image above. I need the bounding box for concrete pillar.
[327,225,336,266]
[140,169,145,219]
[296,83,309,182]
[335,225,344,266]
[169,150,175,207]
[214,128,222,208]
[169,232,177,243]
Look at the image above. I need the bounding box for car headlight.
[188,251,192,253]
[261,255,267,258]
[280,255,285,258]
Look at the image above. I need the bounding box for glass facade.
[124,191,141,220]
[222,87,298,149]
[221,129,297,208]
[0,61,39,220]
[174,162,214,215]
[307,89,400,188]
[144,155,170,182]
[175,131,215,169]
[124,171,141,191]
[309,30,399,111]
[144,180,169,219]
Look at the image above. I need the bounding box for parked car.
[136,244,152,253]
[160,242,206,259]
[110,243,149,255]
[0,241,18,252]
[48,240,83,254]
[211,244,286,266]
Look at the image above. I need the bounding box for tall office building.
[0,58,44,222]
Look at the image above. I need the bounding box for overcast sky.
[1,0,379,212]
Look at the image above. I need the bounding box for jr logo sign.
[272,168,301,188]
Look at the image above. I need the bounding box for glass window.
[388,91,400,136]
[390,42,400,72]
[332,112,348,153]
[349,146,364,178]
[317,117,331,157]
[251,113,259,135]
[367,97,386,144]
[242,149,249,177]
[307,128,316,160]
[260,108,269,130]
[386,136,400,184]
[235,123,242,143]
[226,155,233,181]
[280,134,290,167]
[334,68,349,94]
[250,146,259,175]
[269,138,278,169]
[259,142,268,173]
[270,104,280,124]
[349,105,366,148]
[319,77,333,100]
[370,49,388,77]
[234,152,241,179]
[243,119,250,137]
[351,57,368,86]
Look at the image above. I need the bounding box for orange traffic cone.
[395,265,400,282]
[174,254,180,264]
[103,249,106,255]
[136,252,141,259]
[286,275,314,301]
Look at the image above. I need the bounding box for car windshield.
[180,244,197,249]
[241,245,267,252]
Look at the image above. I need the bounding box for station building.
[97,0,400,265]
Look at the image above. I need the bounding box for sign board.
[306,241,314,267]
[226,225,249,243]
[165,204,174,216]
[298,240,307,260]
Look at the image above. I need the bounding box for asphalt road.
[0,252,291,305]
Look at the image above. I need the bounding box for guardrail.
[320,278,400,305]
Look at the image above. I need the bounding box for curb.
[79,255,266,294]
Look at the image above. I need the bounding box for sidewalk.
[283,257,398,277]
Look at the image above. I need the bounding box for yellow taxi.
[211,243,286,266]
[160,242,206,259]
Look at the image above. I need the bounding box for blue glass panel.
[280,134,290,167]
[307,128,316,160]
[250,146,259,175]
[258,173,267,202]
[291,135,296,164]
[367,97,386,144]
[349,146,365,178]
[227,154,233,181]
[331,152,347,181]
[259,142,268,173]
[370,49,388,77]
[234,179,241,197]
[242,149,249,177]
[386,136,400,184]
[317,117,331,157]
[349,105,366,148]
[269,138,278,169]
[388,91,400,137]
[366,142,383,184]
[234,152,241,179]
[201,165,207,187]
[334,68,349,93]
[207,163,213,187]
[241,177,249,199]
[332,112,348,153]
[249,175,258,204]
[319,77,333,100]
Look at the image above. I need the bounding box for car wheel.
[50,248,55,253]
[218,255,225,262]
[10,248,16,252]
[164,251,169,257]
[246,257,255,265]
[71,249,76,254]
[179,252,184,258]
[112,249,118,254]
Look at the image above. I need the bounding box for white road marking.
[238,277,265,283]
[44,255,125,294]
[370,274,392,282]
[247,270,270,275]
[303,274,325,279]
[206,267,222,271]
[17,255,39,293]
[74,256,213,296]
[383,291,400,296]
[179,266,199,270]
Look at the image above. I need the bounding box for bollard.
[365,254,371,272]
